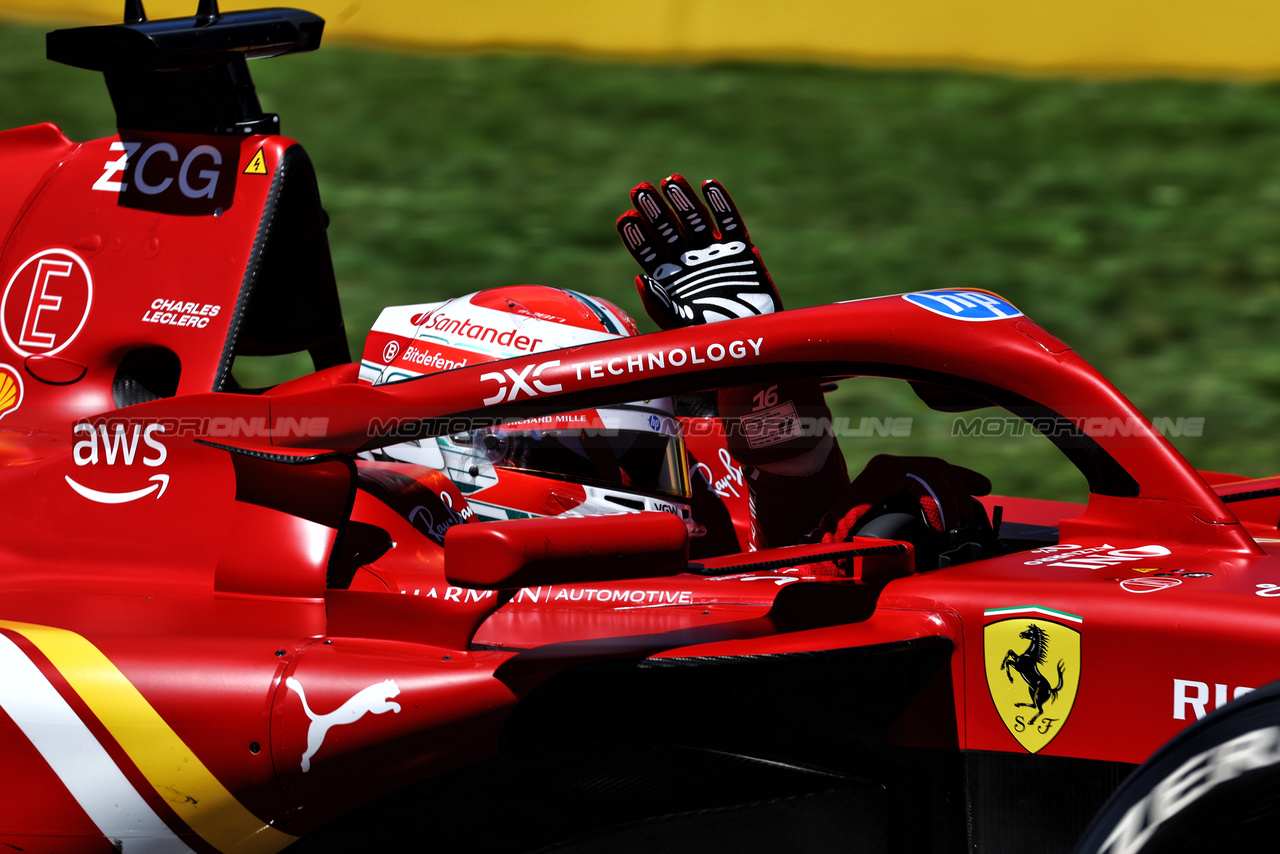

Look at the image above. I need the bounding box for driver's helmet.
[359,286,695,531]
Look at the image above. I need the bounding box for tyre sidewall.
[1074,679,1280,854]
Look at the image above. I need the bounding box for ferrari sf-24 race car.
[3,4,1280,853]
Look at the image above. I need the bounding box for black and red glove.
[818,455,992,541]
[617,175,847,550]
[616,175,810,468]
[616,175,782,329]
[815,455,994,572]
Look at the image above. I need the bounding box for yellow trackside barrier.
[4,0,1280,78]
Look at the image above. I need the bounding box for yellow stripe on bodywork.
[0,620,297,854]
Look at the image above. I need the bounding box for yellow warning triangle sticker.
[244,149,267,175]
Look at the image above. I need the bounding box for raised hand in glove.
[616,175,782,329]
[619,174,847,551]
[815,455,997,571]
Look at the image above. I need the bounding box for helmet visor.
[476,409,689,500]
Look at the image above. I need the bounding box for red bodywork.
[3,15,1280,854]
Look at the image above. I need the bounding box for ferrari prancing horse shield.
[984,617,1081,753]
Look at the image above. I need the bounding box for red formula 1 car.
[3,5,1280,854]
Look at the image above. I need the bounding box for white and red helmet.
[360,286,695,529]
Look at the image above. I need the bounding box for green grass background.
[5,19,1280,500]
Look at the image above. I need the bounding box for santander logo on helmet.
[360,286,630,387]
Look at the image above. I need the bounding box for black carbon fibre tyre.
[1073,679,1280,854]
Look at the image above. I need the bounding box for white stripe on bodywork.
[0,632,193,853]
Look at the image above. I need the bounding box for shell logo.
[0,363,22,420]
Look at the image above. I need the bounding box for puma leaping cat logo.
[285,677,402,772]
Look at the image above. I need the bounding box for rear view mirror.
[444,512,689,590]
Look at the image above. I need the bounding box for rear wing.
[47,1,323,136]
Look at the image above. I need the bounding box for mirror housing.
[444,512,689,590]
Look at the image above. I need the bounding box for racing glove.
[617,175,847,550]
[616,175,782,329]
[814,454,995,573]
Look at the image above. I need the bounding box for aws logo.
[480,359,562,405]
[65,422,170,504]
[984,607,1082,753]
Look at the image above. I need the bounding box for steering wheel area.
[846,493,1002,571]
